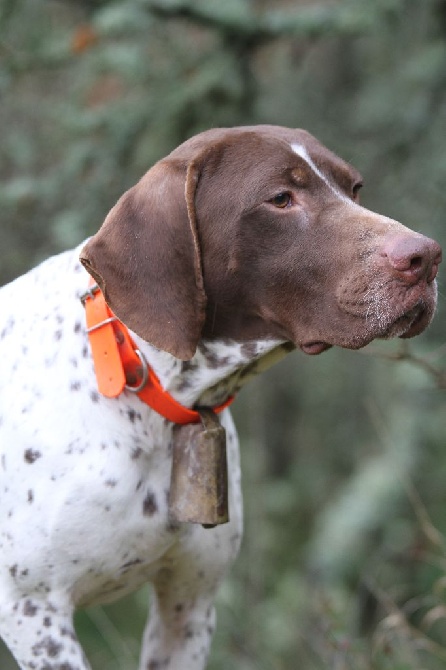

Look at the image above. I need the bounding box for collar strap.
[81,281,234,424]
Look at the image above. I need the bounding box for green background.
[1,0,446,667]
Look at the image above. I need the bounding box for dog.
[0,125,441,670]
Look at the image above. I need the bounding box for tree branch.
[363,341,446,389]
[142,0,376,45]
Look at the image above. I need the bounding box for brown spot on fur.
[23,600,38,616]
[143,491,158,516]
[24,449,42,464]
[32,635,63,657]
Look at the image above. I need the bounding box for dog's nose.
[381,234,442,284]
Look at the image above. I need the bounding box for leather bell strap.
[81,281,234,424]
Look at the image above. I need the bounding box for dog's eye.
[269,192,292,208]
[352,182,363,201]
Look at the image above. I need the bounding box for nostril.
[383,247,425,274]
[409,256,422,272]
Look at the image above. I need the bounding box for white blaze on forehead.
[291,142,354,206]
[291,142,419,236]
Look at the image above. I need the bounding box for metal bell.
[168,408,229,528]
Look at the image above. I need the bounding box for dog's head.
[80,125,441,360]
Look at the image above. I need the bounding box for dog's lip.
[298,297,432,354]
[374,302,429,340]
[398,304,429,338]
[300,341,332,355]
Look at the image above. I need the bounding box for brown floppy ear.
[80,159,206,360]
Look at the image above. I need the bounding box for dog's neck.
[131,334,294,410]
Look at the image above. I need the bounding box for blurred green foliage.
[1,0,446,668]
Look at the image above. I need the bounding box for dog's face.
[81,125,441,359]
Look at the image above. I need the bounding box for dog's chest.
[60,444,180,607]
[1,403,177,600]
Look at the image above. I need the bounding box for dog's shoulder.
[0,244,88,340]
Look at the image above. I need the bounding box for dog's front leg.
[140,578,217,670]
[140,515,242,669]
[0,595,91,670]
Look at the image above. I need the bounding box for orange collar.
[81,281,234,424]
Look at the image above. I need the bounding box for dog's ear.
[80,159,206,360]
